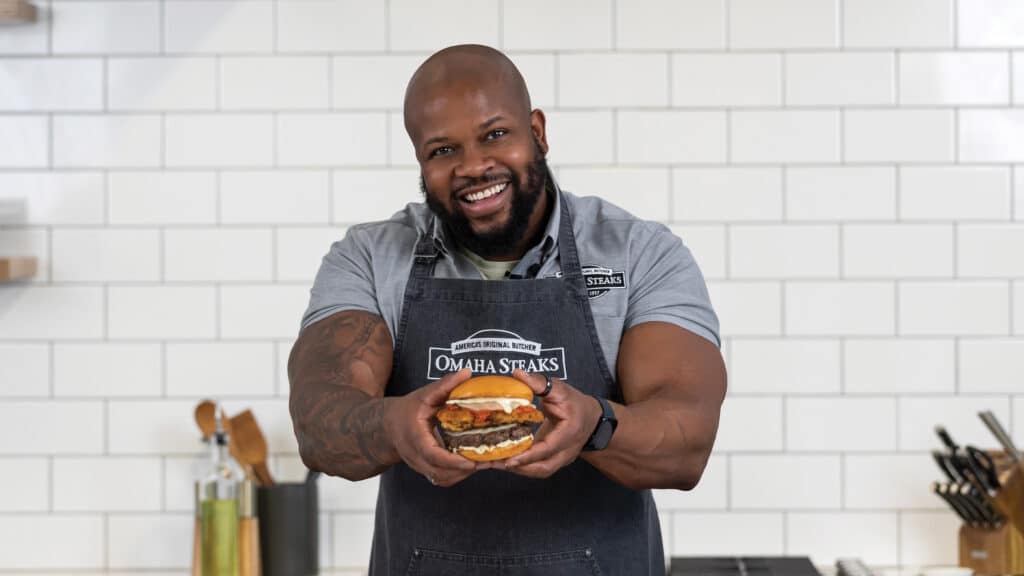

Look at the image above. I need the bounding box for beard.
[422,139,548,260]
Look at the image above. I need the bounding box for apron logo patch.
[427,329,568,381]
[582,265,625,299]
[548,265,626,299]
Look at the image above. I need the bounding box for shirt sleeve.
[300,226,382,332]
[625,223,721,347]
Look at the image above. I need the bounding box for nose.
[453,142,495,180]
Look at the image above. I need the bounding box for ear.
[530,109,548,155]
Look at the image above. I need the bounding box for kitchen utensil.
[941,482,986,526]
[933,482,974,525]
[219,409,256,482]
[933,450,964,483]
[230,410,274,486]
[936,425,959,452]
[238,479,261,576]
[956,481,1002,527]
[835,558,878,576]
[195,400,217,440]
[965,446,1001,492]
[257,472,319,576]
[979,411,1022,462]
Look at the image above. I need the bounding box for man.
[289,44,726,575]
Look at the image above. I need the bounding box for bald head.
[403,44,532,140]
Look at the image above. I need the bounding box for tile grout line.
[667,167,674,225]
[724,0,731,51]
[611,109,618,164]
[839,336,845,394]
[161,341,167,397]
[610,0,616,50]
[837,0,844,48]
[553,53,560,108]
[497,0,504,50]
[385,0,391,52]
[839,453,845,510]
[954,337,960,394]
[47,456,54,512]
[953,0,959,49]
[271,226,278,283]
[385,112,392,167]
[780,54,787,107]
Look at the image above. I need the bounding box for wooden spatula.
[230,410,274,486]
[194,399,216,440]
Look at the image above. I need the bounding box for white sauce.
[453,435,532,454]
[445,397,531,413]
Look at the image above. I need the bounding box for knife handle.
[935,425,958,452]
[979,410,1022,462]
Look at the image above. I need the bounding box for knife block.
[959,523,1024,576]
[958,457,1024,575]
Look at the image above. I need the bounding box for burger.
[436,375,545,461]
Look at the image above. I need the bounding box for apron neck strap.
[414,192,584,281]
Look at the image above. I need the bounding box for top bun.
[448,375,534,401]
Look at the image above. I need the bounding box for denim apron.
[368,195,664,575]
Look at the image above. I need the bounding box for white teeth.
[464,182,507,203]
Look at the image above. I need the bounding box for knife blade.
[979,411,1022,462]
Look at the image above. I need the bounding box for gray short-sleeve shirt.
[302,181,720,376]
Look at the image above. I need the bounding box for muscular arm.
[287,309,399,481]
[580,321,726,491]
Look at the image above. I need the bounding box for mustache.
[451,171,513,197]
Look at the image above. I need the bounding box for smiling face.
[404,46,550,261]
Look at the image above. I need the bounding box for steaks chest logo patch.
[552,264,626,299]
[427,329,568,381]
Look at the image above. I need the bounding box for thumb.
[419,368,473,407]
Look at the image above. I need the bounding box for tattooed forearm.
[288,310,397,480]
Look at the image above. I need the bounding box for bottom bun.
[455,436,533,462]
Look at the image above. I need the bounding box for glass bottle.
[199,413,243,576]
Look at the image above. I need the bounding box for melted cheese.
[445,397,531,413]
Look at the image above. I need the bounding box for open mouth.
[460,182,508,204]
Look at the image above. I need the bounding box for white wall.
[1,0,1023,572]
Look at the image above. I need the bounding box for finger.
[511,369,551,397]
[505,424,575,469]
[414,439,478,477]
[505,455,574,480]
[419,368,473,407]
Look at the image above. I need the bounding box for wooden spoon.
[194,399,216,440]
[230,409,274,486]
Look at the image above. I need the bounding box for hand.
[382,368,487,487]
[503,369,603,478]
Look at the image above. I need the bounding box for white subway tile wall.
[0,1,1021,573]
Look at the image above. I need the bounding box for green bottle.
[199,412,243,576]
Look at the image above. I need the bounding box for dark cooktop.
[669,557,822,576]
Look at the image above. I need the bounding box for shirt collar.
[430,168,562,258]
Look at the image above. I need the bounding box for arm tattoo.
[288,310,395,479]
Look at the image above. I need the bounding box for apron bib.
[369,195,664,575]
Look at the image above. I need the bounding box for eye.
[485,129,508,140]
[428,145,453,159]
